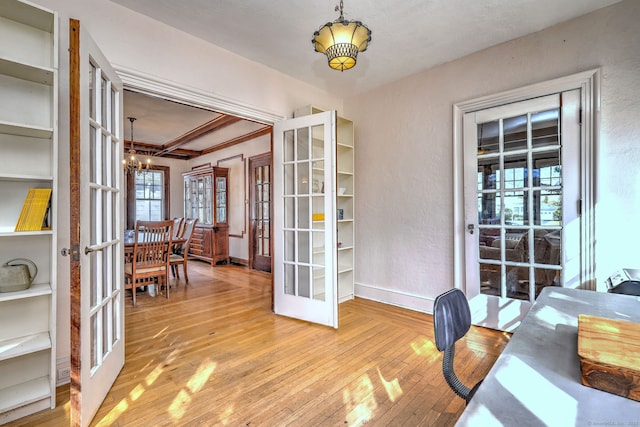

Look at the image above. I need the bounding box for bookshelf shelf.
[0,0,57,422]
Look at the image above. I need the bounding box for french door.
[69,19,124,426]
[250,153,272,272]
[463,90,581,331]
[273,111,338,328]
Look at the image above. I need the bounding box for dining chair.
[170,218,198,283]
[124,220,173,306]
[433,288,482,405]
[173,217,184,241]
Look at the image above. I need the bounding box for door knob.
[85,246,104,255]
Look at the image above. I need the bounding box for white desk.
[456,287,640,426]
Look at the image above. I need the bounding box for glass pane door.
[476,108,563,301]
[216,176,227,223]
[250,154,272,272]
[464,91,580,331]
[71,19,125,426]
[273,110,338,327]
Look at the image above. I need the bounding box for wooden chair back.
[172,217,184,241]
[170,218,198,283]
[125,220,173,304]
[179,218,198,252]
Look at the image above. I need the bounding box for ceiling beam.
[155,114,243,156]
[201,126,272,155]
[123,119,271,160]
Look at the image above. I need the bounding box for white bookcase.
[0,0,58,422]
[294,106,355,302]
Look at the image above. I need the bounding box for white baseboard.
[354,282,435,314]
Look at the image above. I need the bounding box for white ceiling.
[117,0,621,156]
[111,0,621,98]
[123,90,268,158]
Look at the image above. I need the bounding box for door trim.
[113,64,284,125]
[453,69,600,294]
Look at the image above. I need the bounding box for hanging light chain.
[335,0,344,20]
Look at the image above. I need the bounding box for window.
[126,165,170,229]
[135,170,164,221]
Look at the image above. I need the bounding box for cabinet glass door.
[216,176,227,223]
[204,175,212,224]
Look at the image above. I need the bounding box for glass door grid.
[282,124,330,301]
[476,107,563,302]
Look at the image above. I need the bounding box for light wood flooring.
[8,262,509,426]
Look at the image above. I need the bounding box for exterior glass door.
[464,91,580,331]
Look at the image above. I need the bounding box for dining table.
[123,231,185,258]
[456,287,640,426]
[123,232,186,295]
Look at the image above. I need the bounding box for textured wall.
[344,0,640,311]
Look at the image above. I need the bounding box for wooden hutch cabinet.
[183,165,230,265]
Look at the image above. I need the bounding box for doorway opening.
[117,69,281,270]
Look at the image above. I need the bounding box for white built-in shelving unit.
[294,106,355,302]
[0,0,58,422]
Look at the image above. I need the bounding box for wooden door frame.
[248,151,273,272]
[69,18,81,425]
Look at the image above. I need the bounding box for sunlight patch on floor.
[218,404,235,425]
[343,374,377,426]
[129,384,145,401]
[169,358,217,421]
[153,326,169,339]
[187,358,217,393]
[411,336,439,362]
[145,365,164,386]
[169,389,191,421]
[95,399,128,426]
[377,367,402,402]
[145,349,180,386]
[94,349,183,425]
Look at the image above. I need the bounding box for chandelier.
[312,0,372,71]
[123,116,150,175]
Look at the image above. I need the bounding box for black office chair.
[433,288,482,405]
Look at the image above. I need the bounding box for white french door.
[69,19,124,426]
[273,111,339,328]
[463,90,581,331]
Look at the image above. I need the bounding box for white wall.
[39,0,342,363]
[344,0,640,312]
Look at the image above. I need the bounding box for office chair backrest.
[433,288,480,404]
[433,288,471,351]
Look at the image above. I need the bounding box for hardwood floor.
[8,262,509,426]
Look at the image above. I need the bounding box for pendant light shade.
[312,1,371,71]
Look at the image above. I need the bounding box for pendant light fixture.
[123,116,150,175]
[312,0,372,71]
